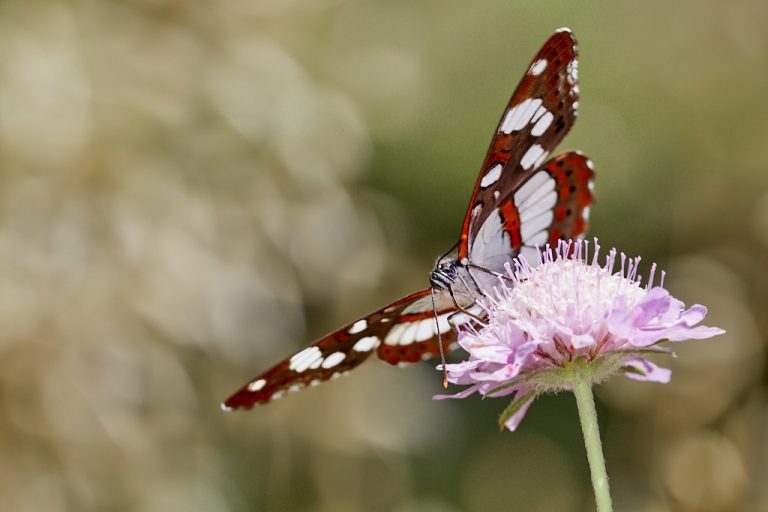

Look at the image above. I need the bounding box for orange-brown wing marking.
[544,151,595,245]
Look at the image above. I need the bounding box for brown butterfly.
[223,28,594,410]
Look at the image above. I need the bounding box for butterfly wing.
[468,151,594,272]
[223,29,588,410]
[375,288,476,365]
[458,28,580,260]
[222,289,474,410]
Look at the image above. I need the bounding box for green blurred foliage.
[0,0,765,511]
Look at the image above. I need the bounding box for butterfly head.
[429,257,460,291]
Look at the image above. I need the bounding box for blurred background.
[0,0,765,511]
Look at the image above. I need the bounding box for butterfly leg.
[446,284,485,322]
[466,263,515,283]
[431,287,449,388]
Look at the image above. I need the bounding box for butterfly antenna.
[431,286,449,389]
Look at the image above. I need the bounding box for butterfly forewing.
[459,28,580,260]
[223,289,469,410]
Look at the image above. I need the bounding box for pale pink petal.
[680,304,707,325]
[623,357,671,383]
[571,333,596,349]
[433,383,483,400]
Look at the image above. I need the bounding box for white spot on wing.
[514,171,549,204]
[384,323,408,345]
[516,170,557,246]
[500,98,543,134]
[321,352,346,369]
[248,379,266,392]
[397,322,420,346]
[384,324,408,345]
[535,150,549,169]
[348,319,367,334]
[519,189,557,222]
[531,111,554,136]
[520,144,546,170]
[480,164,503,188]
[471,203,482,221]
[469,208,510,264]
[521,211,554,243]
[524,229,549,247]
[437,314,452,333]
[529,59,547,76]
[415,319,434,342]
[353,335,380,352]
[385,314,453,346]
[567,59,579,85]
[289,346,323,372]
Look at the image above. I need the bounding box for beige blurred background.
[0,0,765,511]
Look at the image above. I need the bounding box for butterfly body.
[223,28,594,411]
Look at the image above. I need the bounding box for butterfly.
[222,28,594,410]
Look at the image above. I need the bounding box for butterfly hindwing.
[468,151,595,270]
[376,289,476,365]
[459,29,580,260]
[541,151,594,245]
[223,289,467,409]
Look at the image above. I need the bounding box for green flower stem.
[572,377,613,512]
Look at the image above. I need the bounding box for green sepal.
[620,364,646,377]
[498,389,538,430]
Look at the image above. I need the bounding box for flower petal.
[571,333,596,349]
[680,304,707,326]
[433,383,483,400]
[622,357,671,383]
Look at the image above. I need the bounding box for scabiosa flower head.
[435,239,725,431]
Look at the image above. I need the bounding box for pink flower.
[434,239,724,431]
